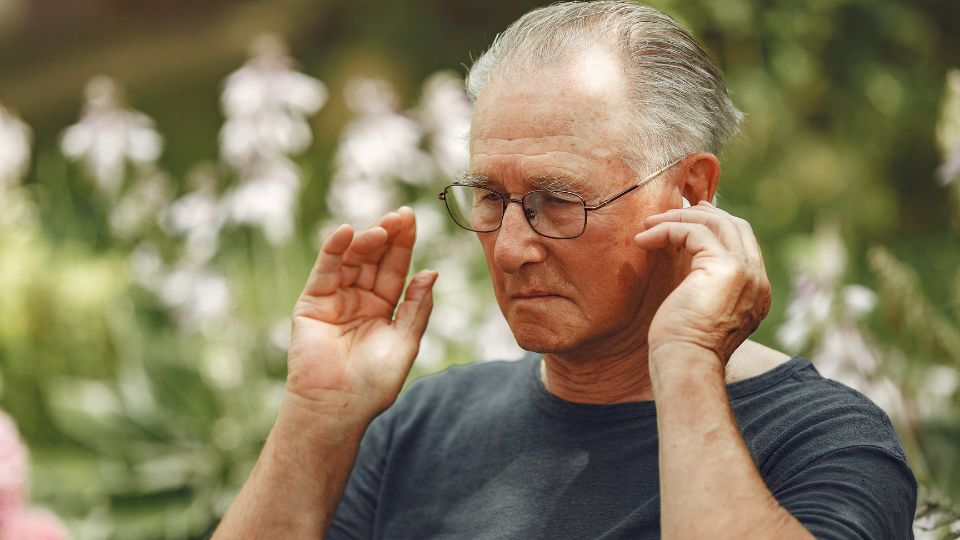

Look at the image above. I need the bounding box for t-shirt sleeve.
[326,410,393,540]
[773,444,917,539]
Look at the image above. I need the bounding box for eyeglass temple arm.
[584,156,686,211]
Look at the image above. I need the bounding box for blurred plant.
[0,35,520,538]
[0,103,31,190]
[937,70,960,189]
[777,67,960,539]
[219,34,327,246]
[326,76,433,225]
[776,223,908,421]
[59,76,163,201]
[0,411,68,540]
[0,103,33,228]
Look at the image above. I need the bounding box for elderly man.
[215,2,916,538]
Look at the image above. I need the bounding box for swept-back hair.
[465,0,743,174]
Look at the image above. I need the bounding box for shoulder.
[725,339,793,383]
[729,354,912,487]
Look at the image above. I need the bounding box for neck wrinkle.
[540,348,654,404]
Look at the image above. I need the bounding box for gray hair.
[465,0,743,175]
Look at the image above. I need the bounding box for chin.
[507,319,580,354]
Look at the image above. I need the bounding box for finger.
[342,226,390,288]
[633,221,728,258]
[728,215,767,273]
[373,207,418,305]
[645,205,745,257]
[694,202,768,278]
[395,270,438,341]
[302,224,354,296]
[342,211,403,289]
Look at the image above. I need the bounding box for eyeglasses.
[437,156,685,239]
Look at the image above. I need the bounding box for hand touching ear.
[634,201,771,365]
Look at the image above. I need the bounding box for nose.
[491,199,547,274]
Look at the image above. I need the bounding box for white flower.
[812,324,878,379]
[936,69,960,185]
[326,175,397,226]
[841,284,877,317]
[333,93,434,186]
[327,78,434,225]
[917,364,960,419]
[218,35,325,245]
[417,72,471,178]
[221,158,300,245]
[0,104,32,190]
[157,262,231,332]
[163,165,224,263]
[776,223,878,355]
[776,275,833,352]
[219,34,327,168]
[411,201,445,246]
[808,223,846,285]
[936,142,960,186]
[60,76,162,198]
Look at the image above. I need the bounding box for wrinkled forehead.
[469,44,632,151]
[467,50,635,194]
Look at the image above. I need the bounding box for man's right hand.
[285,206,438,423]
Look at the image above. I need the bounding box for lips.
[512,290,563,300]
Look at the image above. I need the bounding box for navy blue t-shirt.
[329,355,916,539]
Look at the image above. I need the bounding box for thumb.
[395,270,438,341]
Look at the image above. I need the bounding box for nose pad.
[524,207,537,221]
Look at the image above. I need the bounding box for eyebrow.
[456,172,598,199]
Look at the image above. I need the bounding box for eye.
[544,194,577,205]
[540,191,582,206]
[479,190,504,203]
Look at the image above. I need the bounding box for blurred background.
[0,0,959,537]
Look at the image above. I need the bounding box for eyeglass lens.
[442,185,586,239]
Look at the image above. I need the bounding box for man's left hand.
[633,201,772,366]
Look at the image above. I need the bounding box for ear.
[677,153,720,205]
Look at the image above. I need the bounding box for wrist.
[648,342,725,390]
[274,390,374,448]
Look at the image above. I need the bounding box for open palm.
[286,208,437,418]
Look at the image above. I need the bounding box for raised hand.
[286,207,437,421]
[633,201,772,365]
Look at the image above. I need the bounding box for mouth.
[511,291,565,301]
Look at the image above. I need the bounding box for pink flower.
[0,508,68,540]
[0,411,27,518]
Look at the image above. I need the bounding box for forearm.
[213,392,369,539]
[649,344,813,540]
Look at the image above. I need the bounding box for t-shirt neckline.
[526,353,809,423]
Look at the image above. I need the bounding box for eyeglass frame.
[437,155,687,239]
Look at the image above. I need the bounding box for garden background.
[1,0,959,537]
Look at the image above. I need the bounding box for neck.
[540,347,654,404]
